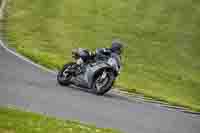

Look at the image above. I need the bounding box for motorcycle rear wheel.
[57,62,75,86]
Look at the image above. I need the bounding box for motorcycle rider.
[95,41,124,72]
[96,41,123,58]
[72,41,124,73]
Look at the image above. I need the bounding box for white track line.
[0,40,57,75]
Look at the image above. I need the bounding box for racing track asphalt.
[0,40,200,133]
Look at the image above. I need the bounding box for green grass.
[0,107,121,133]
[4,0,200,111]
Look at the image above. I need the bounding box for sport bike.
[57,48,122,95]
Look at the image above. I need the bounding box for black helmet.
[110,41,123,54]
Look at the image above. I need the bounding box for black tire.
[91,69,115,95]
[57,62,75,86]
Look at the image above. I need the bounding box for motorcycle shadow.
[66,84,139,104]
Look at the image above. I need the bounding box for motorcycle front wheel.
[57,62,75,86]
[91,69,115,95]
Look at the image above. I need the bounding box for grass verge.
[0,107,121,133]
[4,0,200,111]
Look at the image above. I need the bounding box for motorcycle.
[57,48,122,95]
